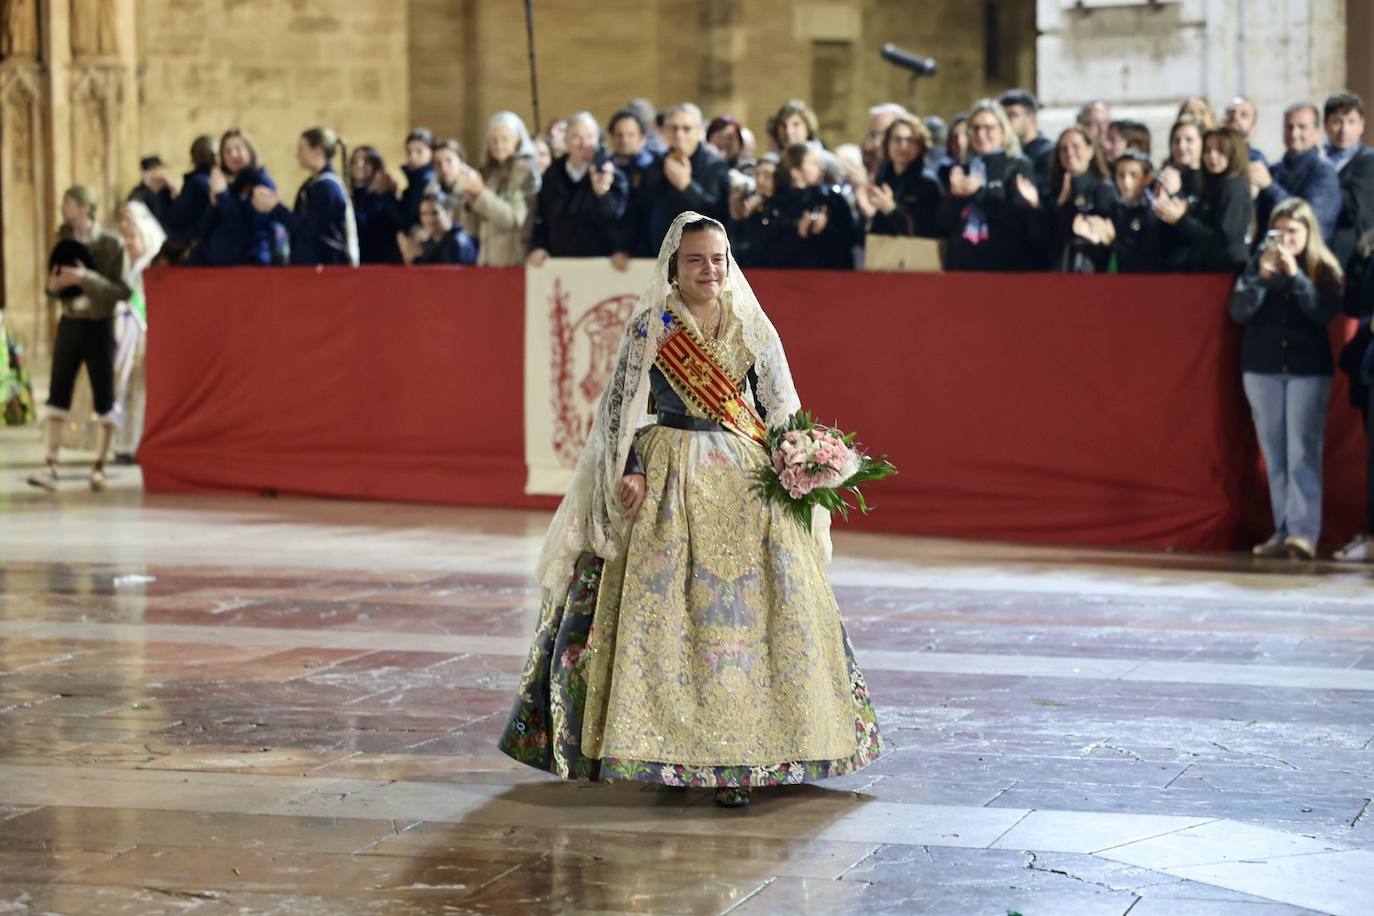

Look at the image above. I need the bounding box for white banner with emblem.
[523,258,656,495]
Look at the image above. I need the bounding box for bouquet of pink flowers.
[752,411,897,531]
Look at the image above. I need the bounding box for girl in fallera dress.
[499,211,882,808]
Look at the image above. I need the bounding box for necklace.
[701,304,722,340]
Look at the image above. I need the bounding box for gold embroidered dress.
[499,287,882,787]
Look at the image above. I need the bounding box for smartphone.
[592,147,612,169]
[1262,229,1283,250]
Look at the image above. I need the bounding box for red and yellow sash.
[655,315,768,445]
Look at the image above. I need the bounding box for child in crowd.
[1108,150,1164,272]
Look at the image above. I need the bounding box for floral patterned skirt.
[498,425,882,788]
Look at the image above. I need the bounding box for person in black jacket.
[1156,127,1251,273]
[619,103,730,258]
[866,113,943,239]
[761,143,856,269]
[1334,233,1374,562]
[1229,197,1345,559]
[1158,118,1204,204]
[937,99,1039,272]
[126,156,175,229]
[1324,91,1374,270]
[1106,151,1165,272]
[349,146,402,264]
[527,112,628,262]
[1032,126,1117,271]
[726,154,776,269]
[999,89,1053,191]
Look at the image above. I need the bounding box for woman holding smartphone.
[1229,198,1345,559]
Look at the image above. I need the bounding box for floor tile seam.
[1121,846,1373,872]
[1083,816,1226,855]
[17,617,1374,692]
[981,808,1033,848]
[8,555,1372,608]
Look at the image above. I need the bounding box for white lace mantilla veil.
[534,210,820,601]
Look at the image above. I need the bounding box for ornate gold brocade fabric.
[578,405,860,766]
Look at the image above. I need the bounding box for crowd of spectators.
[55,89,1374,561]
[121,90,1374,284]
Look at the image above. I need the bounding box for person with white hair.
[456,111,542,266]
[863,102,909,178]
[110,200,166,462]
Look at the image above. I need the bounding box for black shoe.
[112,453,138,466]
[714,787,751,808]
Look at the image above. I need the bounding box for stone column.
[0,0,50,363]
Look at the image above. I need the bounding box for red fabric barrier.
[141,266,553,511]
[141,267,1366,551]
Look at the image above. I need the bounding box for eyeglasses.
[969,123,1000,134]
[889,135,918,145]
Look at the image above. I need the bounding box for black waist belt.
[657,412,727,432]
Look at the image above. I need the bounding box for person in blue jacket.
[396,127,437,235]
[1252,103,1341,243]
[162,135,217,258]
[192,128,279,266]
[348,145,403,264]
[408,191,477,265]
[253,127,358,266]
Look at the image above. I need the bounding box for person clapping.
[937,100,1038,271]
[1155,127,1251,272]
[527,112,628,263]
[402,191,477,265]
[762,143,856,269]
[866,114,943,239]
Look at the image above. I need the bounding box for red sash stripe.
[656,327,768,445]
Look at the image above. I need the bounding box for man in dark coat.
[1324,91,1374,270]
[527,112,628,262]
[999,89,1053,191]
[1253,102,1341,241]
[617,102,730,259]
[126,156,175,228]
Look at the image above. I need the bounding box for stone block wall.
[405,0,1030,162]
[137,0,410,187]
[1035,0,1360,163]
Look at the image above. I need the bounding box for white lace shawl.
[534,211,805,600]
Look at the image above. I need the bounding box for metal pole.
[524,0,541,133]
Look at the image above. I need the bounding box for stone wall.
[409,0,1033,158]
[137,0,410,195]
[0,0,410,369]
[1035,0,1362,162]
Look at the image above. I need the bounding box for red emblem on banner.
[549,278,637,467]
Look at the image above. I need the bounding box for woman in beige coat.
[457,111,541,266]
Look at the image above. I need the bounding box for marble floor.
[1,427,1372,915]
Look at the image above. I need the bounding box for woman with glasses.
[866,113,944,239]
[937,99,1039,271]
